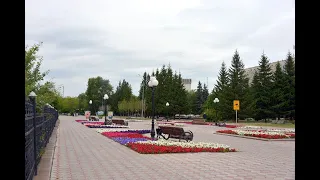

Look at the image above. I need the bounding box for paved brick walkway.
[50,116,295,180]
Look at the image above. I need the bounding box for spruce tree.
[226,50,250,120]
[202,84,209,103]
[271,62,286,119]
[253,53,274,121]
[195,81,203,114]
[283,52,295,119]
[213,61,230,120]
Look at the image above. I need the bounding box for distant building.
[182,79,192,91]
[244,60,287,84]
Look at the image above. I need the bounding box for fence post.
[29,91,37,176]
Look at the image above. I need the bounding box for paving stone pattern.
[50,116,295,180]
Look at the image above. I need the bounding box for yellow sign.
[233,100,240,110]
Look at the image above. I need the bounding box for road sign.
[233,100,240,111]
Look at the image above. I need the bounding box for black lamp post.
[213,97,219,122]
[103,94,109,125]
[29,91,38,175]
[166,102,169,121]
[148,76,159,139]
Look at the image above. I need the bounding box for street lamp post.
[89,100,92,120]
[213,97,219,122]
[103,94,109,125]
[148,76,159,139]
[166,102,169,121]
[29,91,38,175]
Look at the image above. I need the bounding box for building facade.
[244,60,287,84]
[182,79,192,91]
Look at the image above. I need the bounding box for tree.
[270,62,286,119]
[85,76,113,113]
[212,61,230,120]
[195,81,203,114]
[202,84,209,103]
[252,52,274,121]
[77,93,88,112]
[141,65,189,118]
[225,50,250,120]
[283,52,295,119]
[25,42,49,96]
[110,79,133,114]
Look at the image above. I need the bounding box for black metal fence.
[25,98,58,180]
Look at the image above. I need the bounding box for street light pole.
[166,102,169,121]
[148,76,159,139]
[89,100,92,120]
[103,94,109,125]
[213,97,219,122]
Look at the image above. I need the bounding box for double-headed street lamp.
[213,97,219,122]
[148,76,159,139]
[103,94,109,125]
[166,102,169,121]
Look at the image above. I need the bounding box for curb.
[214,132,295,141]
[34,119,60,180]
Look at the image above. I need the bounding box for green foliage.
[85,76,113,113]
[25,43,61,112]
[270,62,287,119]
[110,79,134,114]
[252,53,274,121]
[224,50,251,120]
[283,52,295,119]
[141,64,189,117]
[195,81,203,114]
[56,96,79,113]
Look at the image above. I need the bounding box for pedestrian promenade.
[49,116,295,180]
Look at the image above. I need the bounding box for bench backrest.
[112,119,125,125]
[160,126,184,135]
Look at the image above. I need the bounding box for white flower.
[134,139,231,149]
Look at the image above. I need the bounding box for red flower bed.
[217,130,238,134]
[225,125,238,128]
[183,122,212,125]
[126,143,236,154]
[75,120,87,122]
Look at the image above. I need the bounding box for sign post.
[233,100,240,123]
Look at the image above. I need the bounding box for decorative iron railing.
[25,100,58,180]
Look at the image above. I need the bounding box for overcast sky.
[25,0,295,97]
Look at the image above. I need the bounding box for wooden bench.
[112,119,128,126]
[192,118,207,125]
[89,116,99,121]
[157,126,193,142]
[157,117,166,121]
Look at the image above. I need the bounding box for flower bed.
[126,139,236,154]
[96,129,151,134]
[75,120,88,122]
[238,125,263,129]
[216,129,295,139]
[97,129,236,154]
[82,122,104,125]
[85,124,129,128]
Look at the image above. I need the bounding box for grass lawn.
[237,122,295,128]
